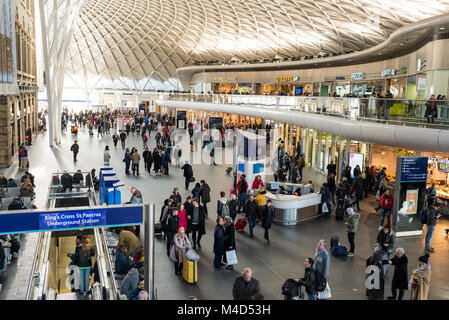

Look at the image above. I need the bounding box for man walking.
[187,198,206,250]
[181,161,193,190]
[213,216,228,270]
[425,202,441,253]
[236,174,248,213]
[18,143,28,170]
[132,149,141,176]
[345,204,360,257]
[70,140,80,162]
[120,131,127,149]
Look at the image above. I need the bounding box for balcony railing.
[157,93,449,130]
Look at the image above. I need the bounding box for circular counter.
[266,192,322,225]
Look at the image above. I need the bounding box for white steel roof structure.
[65,0,449,92]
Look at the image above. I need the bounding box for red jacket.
[380,194,394,209]
[252,179,264,190]
[236,179,248,194]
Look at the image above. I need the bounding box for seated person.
[0,241,6,271]
[115,244,133,275]
[128,280,145,300]
[19,179,34,197]
[133,246,144,266]
[8,198,24,210]
[60,171,73,192]
[308,181,314,193]
[7,178,17,188]
[293,187,302,197]
[0,234,20,259]
[0,173,8,188]
[115,229,142,258]
[72,170,84,186]
[21,171,35,187]
[120,262,145,297]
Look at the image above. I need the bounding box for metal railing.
[158,93,449,130]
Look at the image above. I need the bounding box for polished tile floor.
[1,125,448,300]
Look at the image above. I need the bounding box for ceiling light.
[440,27,445,30]
[378,53,382,55]
[400,43,404,46]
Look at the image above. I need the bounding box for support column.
[19,95,25,145]
[311,130,317,169]
[13,97,18,156]
[324,133,331,174]
[0,96,13,167]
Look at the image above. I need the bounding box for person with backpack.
[236,174,248,213]
[261,199,274,245]
[18,143,28,170]
[70,140,80,162]
[181,161,193,190]
[344,203,360,257]
[217,191,230,218]
[297,257,317,300]
[165,209,180,257]
[160,199,174,240]
[73,235,95,296]
[314,239,330,300]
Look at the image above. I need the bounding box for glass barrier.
[158,93,449,129]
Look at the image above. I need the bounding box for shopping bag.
[184,248,200,262]
[317,282,332,300]
[225,250,238,265]
[322,203,329,213]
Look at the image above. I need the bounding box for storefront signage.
[437,159,449,173]
[335,76,345,80]
[275,77,293,82]
[396,150,416,157]
[213,76,236,83]
[293,76,299,82]
[400,157,428,183]
[0,205,143,235]
[417,59,426,72]
[351,72,366,80]
[381,69,396,77]
[398,67,407,75]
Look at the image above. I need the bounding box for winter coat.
[252,178,264,190]
[236,179,248,194]
[124,153,132,164]
[345,212,360,233]
[380,194,394,209]
[232,276,261,300]
[228,199,238,220]
[327,176,336,191]
[390,254,409,290]
[376,229,394,253]
[314,249,330,279]
[201,184,211,204]
[178,209,188,232]
[262,205,274,229]
[166,214,180,236]
[120,267,140,296]
[73,246,95,268]
[224,223,236,250]
[169,234,191,262]
[255,191,267,206]
[425,99,438,118]
[187,205,206,235]
[118,230,142,257]
[353,177,363,198]
[181,164,193,178]
[319,187,331,203]
[217,198,228,216]
[413,264,431,300]
[244,199,258,218]
[104,151,111,164]
[169,193,182,206]
[115,250,132,275]
[213,224,229,255]
[298,267,317,295]
[131,152,141,164]
[192,186,202,200]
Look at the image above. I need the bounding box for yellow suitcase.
[182,258,198,284]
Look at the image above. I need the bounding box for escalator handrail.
[25,232,43,300]
[100,228,120,297]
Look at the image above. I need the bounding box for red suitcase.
[235,218,248,231]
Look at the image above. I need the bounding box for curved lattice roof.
[66,0,449,91]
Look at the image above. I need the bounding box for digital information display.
[400,157,428,183]
[0,205,143,235]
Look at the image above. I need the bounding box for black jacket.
[213,224,229,255]
[376,230,394,252]
[327,176,336,191]
[166,214,180,235]
[70,143,79,153]
[233,276,260,300]
[120,132,127,141]
[169,194,182,206]
[61,173,73,189]
[0,244,5,270]
[224,224,236,250]
[390,255,408,290]
[201,184,211,204]
[319,187,331,203]
[228,199,238,220]
[181,164,193,178]
[262,205,274,229]
[244,200,258,217]
[73,246,95,268]
[299,267,317,295]
[187,205,206,235]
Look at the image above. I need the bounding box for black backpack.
[282,278,299,297]
[314,268,327,292]
[330,236,339,249]
[420,209,428,225]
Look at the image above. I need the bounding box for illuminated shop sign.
[437,159,449,173]
[275,77,293,82]
[396,150,416,157]
[351,72,366,80]
[398,67,407,75]
[381,69,396,77]
[213,76,236,83]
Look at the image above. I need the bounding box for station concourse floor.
[1,125,449,300]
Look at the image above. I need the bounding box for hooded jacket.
[217,198,228,216]
[345,210,360,233]
[255,190,267,206]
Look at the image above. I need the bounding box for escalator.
[25,171,120,300]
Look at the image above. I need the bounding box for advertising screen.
[400,157,428,183]
[349,153,364,178]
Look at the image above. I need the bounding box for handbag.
[184,248,200,262]
[317,282,332,300]
[225,250,238,265]
[322,203,329,213]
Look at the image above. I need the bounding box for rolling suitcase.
[335,207,344,220]
[89,129,93,136]
[182,258,198,284]
[154,222,163,237]
[235,218,248,231]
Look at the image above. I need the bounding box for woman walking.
[169,227,191,275]
[73,235,95,296]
